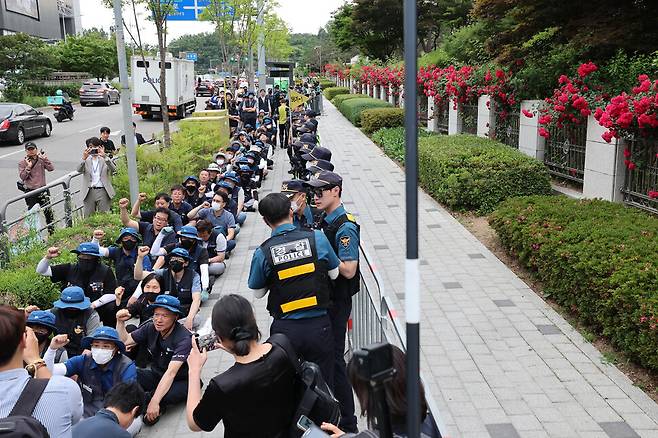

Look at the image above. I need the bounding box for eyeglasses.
[152,312,173,320]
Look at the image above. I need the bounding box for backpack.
[0,378,50,437]
[269,334,341,436]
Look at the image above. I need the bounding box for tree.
[169,32,225,73]
[327,3,357,54]
[0,33,58,99]
[58,33,118,80]
[262,14,292,61]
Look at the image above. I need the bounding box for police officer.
[307,158,335,179]
[301,145,332,164]
[248,193,340,388]
[36,242,118,327]
[307,171,360,432]
[280,180,314,230]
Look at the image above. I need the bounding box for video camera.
[352,342,396,384]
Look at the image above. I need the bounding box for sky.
[80,0,347,45]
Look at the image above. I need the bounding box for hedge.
[489,196,658,371]
[318,79,336,89]
[371,129,551,213]
[332,94,363,106]
[361,108,405,134]
[2,116,229,309]
[336,97,393,126]
[323,87,350,101]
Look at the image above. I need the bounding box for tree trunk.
[157,28,171,148]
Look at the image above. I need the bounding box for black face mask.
[78,258,98,274]
[35,332,50,344]
[122,240,137,251]
[143,292,159,304]
[186,186,197,194]
[169,260,185,273]
[62,308,82,319]
[179,239,194,250]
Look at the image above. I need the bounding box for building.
[0,0,80,41]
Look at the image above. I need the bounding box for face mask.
[35,332,50,344]
[265,124,272,129]
[91,347,114,365]
[179,239,194,250]
[226,154,234,160]
[290,201,299,213]
[62,308,82,319]
[216,159,225,165]
[143,292,159,303]
[211,202,222,211]
[305,162,314,170]
[78,259,98,273]
[186,186,196,194]
[169,260,185,273]
[122,240,137,251]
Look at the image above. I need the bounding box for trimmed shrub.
[332,94,363,106]
[371,127,436,162]
[489,196,658,371]
[323,86,350,100]
[318,79,336,89]
[361,108,405,134]
[336,97,393,126]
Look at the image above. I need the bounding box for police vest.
[109,248,140,295]
[51,307,95,358]
[79,354,133,418]
[65,263,111,302]
[163,268,195,314]
[260,229,331,318]
[321,213,361,299]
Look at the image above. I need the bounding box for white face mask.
[211,202,222,211]
[91,347,114,365]
[305,162,315,170]
[226,154,234,160]
[216,159,225,165]
[290,201,299,213]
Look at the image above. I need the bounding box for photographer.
[321,345,439,438]
[78,137,116,217]
[18,142,55,234]
[186,294,297,437]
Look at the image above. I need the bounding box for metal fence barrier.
[349,241,448,438]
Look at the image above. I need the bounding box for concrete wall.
[582,115,626,202]
[0,1,62,40]
[477,95,494,138]
[518,100,546,161]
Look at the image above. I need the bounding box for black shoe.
[143,404,167,427]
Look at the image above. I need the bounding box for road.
[0,97,208,227]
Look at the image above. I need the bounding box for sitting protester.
[119,198,177,264]
[72,382,145,438]
[36,243,118,327]
[169,185,193,226]
[134,246,202,330]
[196,220,227,279]
[44,327,138,421]
[187,191,237,253]
[26,310,68,364]
[186,294,297,437]
[118,273,165,326]
[131,192,184,232]
[117,295,196,427]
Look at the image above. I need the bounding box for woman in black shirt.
[186,294,297,437]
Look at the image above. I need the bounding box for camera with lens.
[195,332,219,352]
[352,342,396,383]
[90,148,99,155]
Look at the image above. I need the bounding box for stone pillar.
[477,95,495,138]
[518,100,546,160]
[448,100,462,135]
[365,83,370,96]
[583,115,626,202]
[399,85,404,108]
[349,78,354,93]
[427,95,438,132]
[388,85,395,105]
[379,84,386,101]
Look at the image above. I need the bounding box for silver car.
[79,81,120,106]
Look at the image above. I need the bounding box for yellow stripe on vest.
[280,296,318,313]
[277,263,316,280]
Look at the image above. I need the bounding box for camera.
[195,332,219,352]
[90,148,99,155]
[352,342,396,383]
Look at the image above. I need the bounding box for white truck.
[131,56,196,119]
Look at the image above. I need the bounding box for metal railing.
[493,111,520,148]
[349,241,448,438]
[544,124,587,184]
[622,137,658,215]
[460,104,478,135]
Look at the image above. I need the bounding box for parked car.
[196,81,215,97]
[79,81,120,106]
[0,103,52,145]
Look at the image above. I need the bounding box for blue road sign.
[186,52,198,61]
[166,0,234,21]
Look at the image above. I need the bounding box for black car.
[0,103,52,145]
[196,81,215,97]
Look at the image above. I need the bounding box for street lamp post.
[314,46,322,73]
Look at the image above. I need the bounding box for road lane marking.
[0,149,26,160]
[79,124,102,133]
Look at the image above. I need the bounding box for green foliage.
[601,50,658,95]
[318,79,336,89]
[489,196,658,371]
[0,213,121,309]
[327,3,357,54]
[332,94,363,106]
[323,86,349,100]
[0,33,59,99]
[371,127,436,161]
[361,108,405,134]
[418,48,454,68]
[58,33,118,80]
[336,97,393,126]
[440,22,491,65]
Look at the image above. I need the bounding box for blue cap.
[177,225,201,241]
[147,295,183,316]
[71,242,102,257]
[281,180,307,194]
[53,286,91,310]
[302,146,332,162]
[299,133,318,144]
[81,326,126,354]
[116,227,141,244]
[306,170,343,188]
[183,175,199,184]
[227,141,242,152]
[216,181,233,191]
[222,172,240,184]
[27,310,58,333]
[169,247,191,260]
[238,165,254,174]
[263,117,273,124]
[236,156,250,165]
[307,159,334,173]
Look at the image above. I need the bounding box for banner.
[289,90,309,110]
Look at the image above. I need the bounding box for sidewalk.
[319,100,658,438]
[137,100,658,438]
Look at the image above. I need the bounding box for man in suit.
[78,137,116,217]
[257,88,271,116]
[121,122,146,146]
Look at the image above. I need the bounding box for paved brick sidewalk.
[319,100,658,438]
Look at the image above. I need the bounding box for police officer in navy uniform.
[248,193,340,388]
[307,171,360,432]
[280,180,315,230]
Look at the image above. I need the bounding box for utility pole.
[256,0,266,90]
[113,0,139,204]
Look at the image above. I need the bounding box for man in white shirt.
[78,137,116,217]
